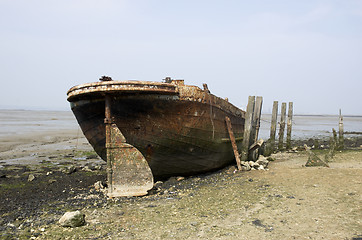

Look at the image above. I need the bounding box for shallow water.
[0,110,79,138]
[259,114,362,140]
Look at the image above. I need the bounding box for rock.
[154,181,163,188]
[28,174,35,182]
[94,165,102,170]
[249,161,260,169]
[176,176,185,181]
[304,144,311,151]
[94,181,105,191]
[85,164,98,171]
[225,165,237,174]
[58,211,85,227]
[252,219,265,227]
[148,181,163,194]
[82,166,93,172]
[240,161,251,171]
[48,179,57,184]
[256,157,269,168]
[190,221,198,226]
[86,154,98,160]
[84,194,99,200]
[64,166,76,174]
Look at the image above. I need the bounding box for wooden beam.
[338,109,344,150]
[286,102,293,150]
[225,116,242,171]
[241,96,255,161]
[252,96,263,144]
[269,101,278,151]
[278,102,287,150]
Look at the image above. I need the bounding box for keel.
[105,96,153,197]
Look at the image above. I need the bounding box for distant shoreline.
[293,114,362,117]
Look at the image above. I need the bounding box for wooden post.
[278,102,287,150]
[286,102,293,150]
[225,116,242,171]
[252,96,263,144]
[338,109,344,150]
[241,96,255,161]
[332,128,338,146]
[269,101,278,151]
[248,96,263,161]
[330,128,337,157]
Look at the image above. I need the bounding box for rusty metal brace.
[225,116,242,171]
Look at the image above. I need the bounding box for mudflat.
[0,110,361,239]
[1,138,361,239]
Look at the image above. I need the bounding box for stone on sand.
[58,211,85,227]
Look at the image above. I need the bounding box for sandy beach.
[0,110,361,239]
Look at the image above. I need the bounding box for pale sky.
[1,0,361,115]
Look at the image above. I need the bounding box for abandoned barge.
[67,77,245,196]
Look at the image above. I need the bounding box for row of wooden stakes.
[226,97,294,170]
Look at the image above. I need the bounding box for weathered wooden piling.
[278,102,287,150]
[338,109,344,150]
[332,128,338,147]
[252,96,263,144]
[241,96,255,161]
[286,102,293,150]
[269,101,278,151]
[326,128,338,160]
[249,96,263,161]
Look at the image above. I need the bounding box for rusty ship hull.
[67,79,245,178]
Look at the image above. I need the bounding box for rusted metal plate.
[67,81,178,101]
[106,122,153,197]
[105,95,153,197]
